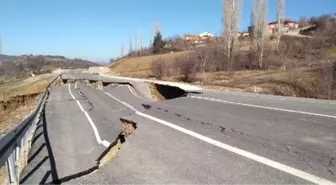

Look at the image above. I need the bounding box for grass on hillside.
[0,80,49,101]
[108,51,190,78]
[194,68,319,97]
[107,50,329,99]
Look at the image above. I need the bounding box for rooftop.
[268,19,298,25]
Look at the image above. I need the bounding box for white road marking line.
[127,85,151,102]
[190,96,336,119]
[135,111,335,185]
[206,90,336,105]
[104,91,335,185]
[101,140,111,148]
[68,83,110,148]
[104,91,137,112]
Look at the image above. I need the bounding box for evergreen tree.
[152,31,165,54]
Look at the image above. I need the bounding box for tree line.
[0,56,98,76]
[151,0,336,99]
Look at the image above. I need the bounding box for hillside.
[0,55,99,76]
[0,54,100,132]
[0,54,17,60]
[109,51,190,78]
[108,38,335,100]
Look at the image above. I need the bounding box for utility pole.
[155,22,160,33]
[151,22,161,48]
[120,44,124,58]
[0,33,3,54]
[150,27,154,47]
[129,37,133,54]
[134,31,138,51]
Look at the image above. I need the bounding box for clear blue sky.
[0,0,335,63]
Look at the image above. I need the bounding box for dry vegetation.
[108,51,190,78]
[109,13,336,100]
[0,55,98,77]
[0,166,5,185]
[0,74,55,133]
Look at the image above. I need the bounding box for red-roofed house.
[268,19,299,34]
[248,19,299,36]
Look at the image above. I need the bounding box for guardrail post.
[19,138,24,175]
[6,152,17,185]
[22,133,28,167]
[0,74,60,185]
[14,143,21,179]
[27,122,34,151]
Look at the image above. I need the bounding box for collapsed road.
[19,72,336,184]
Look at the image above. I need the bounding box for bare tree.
[151,58,164,79]
[276,0,284,52]
[196,45,225,83]
[175,55,198,82]
[222,0,242,71]
[322,61,335,99]
[278,38,293,70]
[0,33,2,55]
[196,47,210,83]
[134,29,140,52]
[120,44,124,58]
[129,37,133,54]
[251,0,268,69]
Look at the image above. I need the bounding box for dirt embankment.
[0,74,56,133]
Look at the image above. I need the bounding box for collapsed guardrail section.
[0,75,60,185]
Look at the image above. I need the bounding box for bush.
[175,55,198,82]
[316,61,336,99]
[151,58,166,80]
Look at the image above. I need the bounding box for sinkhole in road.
[148,82,187,100]
[79,78,188,101]
[60,78,77,85]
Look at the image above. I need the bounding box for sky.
[0,0,335,63]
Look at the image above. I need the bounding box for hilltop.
[0,54,99,76]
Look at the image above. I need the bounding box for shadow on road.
[20,109,59,184]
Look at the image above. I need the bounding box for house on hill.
[268,19,299,34]
[248,19,299,36]
[183,32,215,45]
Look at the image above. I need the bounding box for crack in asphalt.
[141,103,250,138]
[218,126,226,133]
[141,104,151,110]
[75,82,94,111]
[285,145,315,171]
[328,157,336,176]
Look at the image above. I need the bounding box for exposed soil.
[0,93,40,133]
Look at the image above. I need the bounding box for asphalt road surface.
[21,73,336,184]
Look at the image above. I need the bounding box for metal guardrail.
[0,74,60,185]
